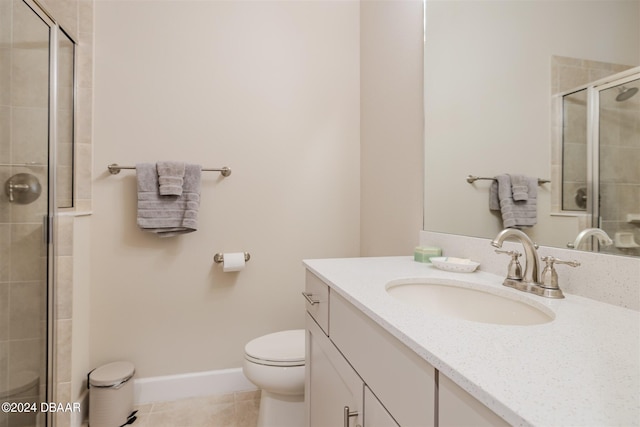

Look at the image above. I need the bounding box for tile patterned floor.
[85,390,260,427]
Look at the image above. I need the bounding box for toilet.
[242,329,305,427]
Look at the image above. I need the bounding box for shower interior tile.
[0,225,10,281]
[0,284,8,341]
[9,224,44,282]
[10,107,48,164]
[9,281,42,340]
[8,338,41,376]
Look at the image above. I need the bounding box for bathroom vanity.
[303,257,639,426]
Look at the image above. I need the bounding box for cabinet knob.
[343,406,359,427]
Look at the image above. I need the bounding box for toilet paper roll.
[223,252,246,272]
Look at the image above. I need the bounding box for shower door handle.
[575,187,587,209]
[42,215,53,245]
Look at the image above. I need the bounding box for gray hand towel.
[489,174,537,228]
[509,174,529,201]
[157,161,185,196]
[137,163,202,237]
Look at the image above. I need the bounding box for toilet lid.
[244,329,305,366]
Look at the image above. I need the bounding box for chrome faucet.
[569,228,613,250]
[491,229,540,285]
[491,228,577,299]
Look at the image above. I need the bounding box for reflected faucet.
[491,229,540,285]
[569,228,613,250]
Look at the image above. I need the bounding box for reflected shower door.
[597,77,640,255]
[0,0,51,425]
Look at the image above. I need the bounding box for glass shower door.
[596,76,640,256]
[0,0,52,425]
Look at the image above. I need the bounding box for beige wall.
[92,0,361,377]
[360,0,424,256]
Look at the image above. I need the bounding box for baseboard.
[133,367,257,405]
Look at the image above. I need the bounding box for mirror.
[423,0,640,256]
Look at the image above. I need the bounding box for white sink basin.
[386,279,554,326]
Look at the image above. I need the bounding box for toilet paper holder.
[213,252,251,263]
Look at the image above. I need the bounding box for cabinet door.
[330,292,436,427]
[439,373,510,427]
[306,313,363,427]
[364,386,399,427]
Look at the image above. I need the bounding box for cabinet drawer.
[330,291,436,427]
[304,271,330,335]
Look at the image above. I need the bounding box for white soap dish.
[626,214,640,224]
[614,232,640,248]
[430,257,480,273]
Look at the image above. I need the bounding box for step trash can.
[89,361,135,427]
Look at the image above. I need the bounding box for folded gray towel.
[137,163,202,237]
[157,161,185,196]
[489,174,537,228]
[509,174,529,201]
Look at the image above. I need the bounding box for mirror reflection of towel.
[136,163,202,237]
[489,174,537,228]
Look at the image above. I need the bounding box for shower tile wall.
[44,0,94,423]
[37,0,95,423]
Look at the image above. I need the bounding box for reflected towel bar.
[466,175,550,185]
[108,163,231,177]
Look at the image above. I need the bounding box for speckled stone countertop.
[303,256,640,427]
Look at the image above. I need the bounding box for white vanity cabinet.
[305,269,509,427]
[305,271,432,427]
[330,291,436,426]
[306,313,401,427]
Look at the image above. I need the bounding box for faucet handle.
[541,256,580,268]
[495,249,523,280]
[540,256,580,291]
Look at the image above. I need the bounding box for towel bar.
[466,175,550,185]
[108,163,231,177]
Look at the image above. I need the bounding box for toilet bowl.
[242,329,305,427]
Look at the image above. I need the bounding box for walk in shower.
[1,0,75,425]
[561,67,640,256]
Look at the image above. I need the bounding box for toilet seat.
[244,329,305,367]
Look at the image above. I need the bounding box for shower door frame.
[16,0,78,425]
[587,67,640,232]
